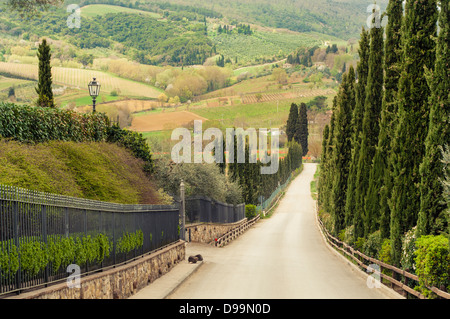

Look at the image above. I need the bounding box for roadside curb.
[129,259,204,299]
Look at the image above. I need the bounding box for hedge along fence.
[316,203,450,299]
[0,184,180,296]
[0,102,154,172]
[0,102,109,143]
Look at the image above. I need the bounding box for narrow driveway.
[168,163,399,299]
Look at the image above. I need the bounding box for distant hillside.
[134,0,389,39]
[0,139,165,204]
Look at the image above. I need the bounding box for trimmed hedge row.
[0,102,153,172]
[0,102,109,143]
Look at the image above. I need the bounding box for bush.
[414,235,450,298]
[106,124,154,173]
[0,102,109,143]
[245,204,257,220]
[401,226,418,273]
[363,230,382,259]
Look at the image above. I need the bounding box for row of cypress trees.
[318,0,448,267]
[218,132,303,206]
[286,102,309,156]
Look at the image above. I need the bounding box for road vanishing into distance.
[167,163,399,299]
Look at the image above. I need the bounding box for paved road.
[167,163,400,299]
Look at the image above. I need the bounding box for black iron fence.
[185,196,245,224]
[0,184,180,296]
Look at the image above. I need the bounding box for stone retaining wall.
[7,240,185,299]
[185,219,247,243]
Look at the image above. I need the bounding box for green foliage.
[0,241,19,278]
[417,0,450,237]
[19,238,48,276]
[0,233,114,277]
[36,38,54,108]
[401,226,418,273]
[414,235,450,298]
[0,102,109,143]
[106,123,154,173]
[389,0,438,266]
[286,103,298,142]
[331,71,355,236]
[116,230,144,254]
[294,102,308,156]
[363,230,382,259]
[245,204,257,220]
[379,239,392,265]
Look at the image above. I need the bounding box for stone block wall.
[185,219,247,243]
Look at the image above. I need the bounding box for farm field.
[212,30,324,67]
[0,62,162,99]
[80,4,162,19]
[129,110,208,132]
[0,76,32,91]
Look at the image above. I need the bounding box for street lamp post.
[88,77,100,113]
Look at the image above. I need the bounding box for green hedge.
[0,102,154,172]
[245,204,257,220]
[0,102,109,143]
[414,235,450,298]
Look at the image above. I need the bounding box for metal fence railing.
[0,184,180,296]
[185,196,245,224]
[257,174,292,212]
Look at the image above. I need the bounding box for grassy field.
[0,76,32,91]
[0,62,163,99]
[80,4,162,19]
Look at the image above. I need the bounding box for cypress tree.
[294,102,308,156]
[344,29,370,229]
[331,72,355,236]
[365,0,404,240]
[389,0,438,266]
[323,96,338,214]
[318,124,330,206]
[286,103,298,141]
[417,0,449,236]
[354,18,385,238]
[36,38,54,108]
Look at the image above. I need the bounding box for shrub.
[106,124,154,173]
[245,204,257,220]
[414,235,450,298]
[355,237,366,252]
[363,230,382,259]
[401,226,418,273]
[0,102,109,143]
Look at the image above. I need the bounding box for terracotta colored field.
[130,111,208,132]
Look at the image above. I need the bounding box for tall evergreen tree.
[35,38,54,108]
[365,0,404,240]
[353,18,385,238]
[294,102,308,156]
[331,72,355,235]
[417,0,449,236]
[323,96,338,214]
[318,124,330,206]
[344,29,370,229]
[389,0,438,266]
[286,103,298,141]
